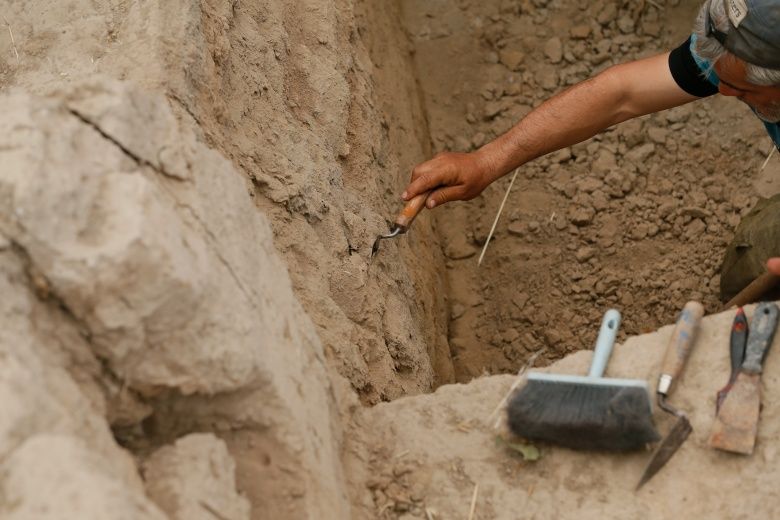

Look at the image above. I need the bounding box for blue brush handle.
[588,309,622,378]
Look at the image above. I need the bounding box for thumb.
[426,185,466,208]
[768,257,780,276]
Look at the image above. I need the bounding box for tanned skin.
[401,53,696,208]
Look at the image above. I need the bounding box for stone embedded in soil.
[705,184,726,202]
[570,24,592,39]
[538,66,559,90]
[143,434,250,520]
[643,20,662,37]
[592,149,617,175]
[597,3,618,25]
[444,234,477,260]
[577,177,604,193]
[591,190,610,211]
[499,49,525,70]
[483,101,504,120]
[451,303,466,320]
[553,147,572,163]
[630,223,651,240]
[505,82,522,96]
[648,127,669,145]
[684,218,707,239]
[625,143,656,164]
[544,37,563,63]
[575,246,597,263]
[507,221,525,236]
[512,292,530,309]
[502,327,520,343]
[681,206,712,219]
[617,15,635,34]
[569,206,596,226]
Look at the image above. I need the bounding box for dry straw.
[477,167,519,266]
[3,16,20,63]
[467,483,479,520]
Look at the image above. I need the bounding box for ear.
[715,53,748,80]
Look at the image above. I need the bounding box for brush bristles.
[507,380,660,451]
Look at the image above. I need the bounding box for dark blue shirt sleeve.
[668,37,719,98]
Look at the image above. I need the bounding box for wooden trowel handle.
[658,301,704,396]
[395,191,432,229]
[723,272,780,310]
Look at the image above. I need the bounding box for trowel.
[715,308,748,412]
[370,191,431,258]
[636,302,704,490]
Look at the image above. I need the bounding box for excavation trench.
[197,0,776,400]
[395,0,774,386]
[98,0,768,409]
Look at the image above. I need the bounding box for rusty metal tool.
[370,191,431,258]
[709,302,779,455]
[716,308,748,413]
[636,301,704,490]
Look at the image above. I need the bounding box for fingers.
[427,185,467,208]
[768,257,780,276]
[403,160,450,200]
[402,173,436,201]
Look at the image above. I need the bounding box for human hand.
[402,151,494,209]
[768,258,780,276]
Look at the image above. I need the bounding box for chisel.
[716,308,748,412]
[709,302,779,455]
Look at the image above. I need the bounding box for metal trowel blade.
[636,416,692,490]
[370,226,402,260]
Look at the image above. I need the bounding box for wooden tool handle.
[741,302,779,374]
[723,272,780,310]
[394,191,431,229]
[658,301,704,396]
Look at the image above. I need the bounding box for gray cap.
[711,0,780,69]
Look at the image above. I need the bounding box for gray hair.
[693,0,780,86]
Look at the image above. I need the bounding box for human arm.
[403,52,701,208]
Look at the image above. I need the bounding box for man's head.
[694,0,780,122]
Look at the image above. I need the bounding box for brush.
[507,309,660,451]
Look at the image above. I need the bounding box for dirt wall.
[4,0,452,403]
[0,80,350,518]
[1,0,449,517]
